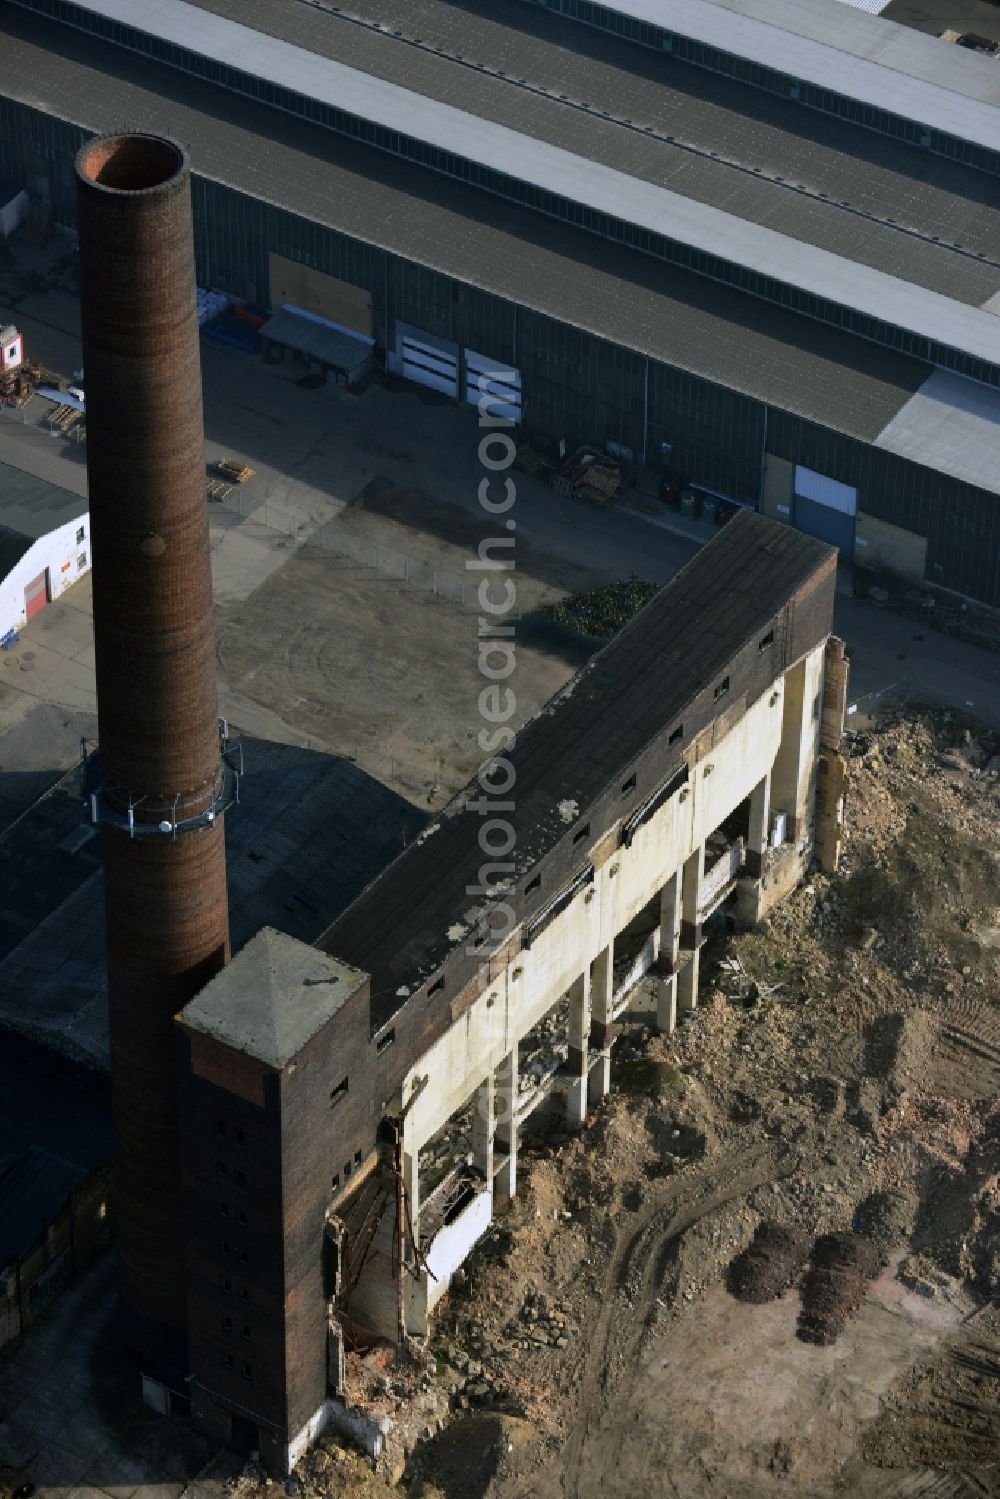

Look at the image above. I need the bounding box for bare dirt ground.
[283,704,1000,1499]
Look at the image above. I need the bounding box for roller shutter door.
[396,324,459,398]
[793,466,857,552]
[24,570,48,621]
[463,350,522,422]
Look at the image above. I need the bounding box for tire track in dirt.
[562,1141,794,1498]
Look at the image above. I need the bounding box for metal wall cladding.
[75,134,230,1338]
[4,101,998,607]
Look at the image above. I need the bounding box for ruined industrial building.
[59,127,854,1473]
[176,520,846,1471]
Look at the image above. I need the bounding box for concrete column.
[771,653,821,842]
[590,943,614,1101]
[494,1048,518,1204]
[819,637,849,753]
[565,971,591,1127]
[399,1113,426,1338]
[680,843,705,952]
[472,1072,495,1183]
[745,774,771,879]
[816,750,847,874]
[737,773,771,928]
[678,843,704,1016]
[655,870,680,1035]
[677,948,701,1015]
[401,1134,419,1259]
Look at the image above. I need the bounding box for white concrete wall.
[424,1187,492,1314]
[772,648,825,838]
[287,1400,344,1472]
[400,663,810,1151]
[1,513,90,639]
[344,1199,398,1344]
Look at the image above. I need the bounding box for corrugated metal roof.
[0,461,88,540]
[260,306,373,372]
[563,0,1000,131]
[319,512,836,1014]
[0,1146,85,1265]
[26,0,1000,370]
[873,368,1000,494]
[0,10,932,447]
[178,0,1000,307]
[834,0,892,14]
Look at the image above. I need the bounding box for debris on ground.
[293,706,999,1498]
[853,1186,919,1266]
[727,1220,812,1302]
[798,1231,883,1345]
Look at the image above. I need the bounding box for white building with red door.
[0,326,24,371]
[0,461,90,642]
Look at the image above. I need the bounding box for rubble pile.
[798,1232,882,1345]
[727,1220,811,1303]
[419,1112,474,1195]
[518,1000,570,1097]
[853,1186,919,1267]
[506,1288,576,1352]
[292,707,998,1496]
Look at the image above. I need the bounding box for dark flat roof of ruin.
[319,511,836,1022]
[0,741,424,1071]
[0,8,940,451]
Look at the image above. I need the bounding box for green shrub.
[543,578,659,640]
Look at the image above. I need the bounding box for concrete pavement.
[1,244,997,806]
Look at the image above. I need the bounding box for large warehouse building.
[1,0,999,607]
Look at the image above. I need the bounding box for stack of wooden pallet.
[577,458,624,506]
[0,360,43,410]
[513,441,555,481]
[207,456,255,502]
[554,445,629,506]
[48,403,84,436]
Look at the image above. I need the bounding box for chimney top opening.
[77,134,184,193]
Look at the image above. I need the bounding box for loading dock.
[395,324,460,398]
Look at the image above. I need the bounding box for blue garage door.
[793,466,857,552]
[793,496,855,551]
